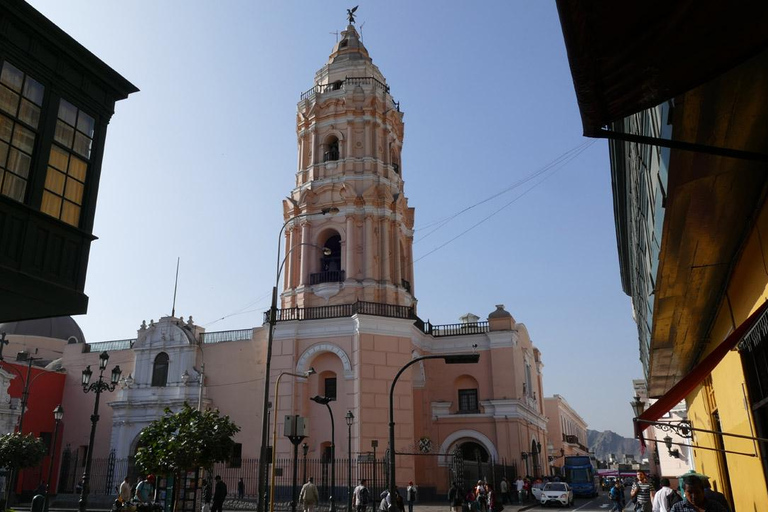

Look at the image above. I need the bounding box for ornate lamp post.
[257,207,339,512]
[311,395,336,512]
[44,405,64,512]
[345,411,354,512]
[388,354,479,495]
[79,351,121,512]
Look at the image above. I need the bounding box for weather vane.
[347,5,358,24]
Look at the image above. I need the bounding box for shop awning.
[634,300,768,439]
[555,1,768,137]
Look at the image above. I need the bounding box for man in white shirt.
[651,478,680,512]
[515,478,524,504]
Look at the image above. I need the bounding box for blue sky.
[28,1,642,437]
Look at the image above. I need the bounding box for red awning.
[634,300,768,439]
[555,1,768,136]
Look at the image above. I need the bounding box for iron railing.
[309,270,345,285]
[266,301,490,338]
[85,339,135,352]
[300,77,400,112]
[421,321,490,337]
[53,452,519,503]
[267,300,416,323]
[200,329,254,344]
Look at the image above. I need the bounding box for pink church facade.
[0,17,552,499]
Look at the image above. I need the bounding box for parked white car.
[539,482,574,507]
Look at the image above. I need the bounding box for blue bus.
[562,456,599,498]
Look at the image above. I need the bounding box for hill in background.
[587,429,641,462]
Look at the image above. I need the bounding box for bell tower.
[280,20,415,310]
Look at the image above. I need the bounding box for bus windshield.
[566,468,591,483]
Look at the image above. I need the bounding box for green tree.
[134,403,240,511]
[0,432,47,504]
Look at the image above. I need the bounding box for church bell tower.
[280,19,416,310]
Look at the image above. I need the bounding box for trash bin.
[31,493,45,512]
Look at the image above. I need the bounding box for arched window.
[311,233,344,284]
[390,148,400,174]
[454,375,480,414]
[324,136,339,162]
[525,361,533,398]
[152,352,169,387]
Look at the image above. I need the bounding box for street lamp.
[311,395,336,512]
[389,353,479,495]
[345,411,354,511]
[270,369,315,512]
[258,207,339,512]
[44,405,63,512]
[79,351,121,512]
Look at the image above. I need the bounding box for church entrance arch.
[458,441,490,486]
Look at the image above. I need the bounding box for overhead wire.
[414,140,596,263]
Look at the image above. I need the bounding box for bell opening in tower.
[310,234,344,285]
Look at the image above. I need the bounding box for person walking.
[486,484,497,512]
[406,482,417,512]
[212,476,227,512]
[474,481,487,512]
[353,479,371,512]
[238,478,245,500]
[499,478,509,505]
[393,490,405,512]
[202,480,212,512]
[670,476,729,512]
[630,471,655,512]
[448,482,462,512]
[515,477,524,505]
[119,476,133,504]
[609,480,625,512]
[651,478,681,512]
[299,477,319,512]
[135,475,155,505]
[379,489,391,512]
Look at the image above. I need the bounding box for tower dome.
[0,316,86,344]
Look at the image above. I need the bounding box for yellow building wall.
[684,199,768,511]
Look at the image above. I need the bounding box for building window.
[325,377,337,400]
[40,99,95,227]
[152,352,169,387]
[228,443,242,468]
[0,61,44,203]
[525,362,533,397]
[458,389,478,413]
[311,233,344,285]
[324,137,339,162]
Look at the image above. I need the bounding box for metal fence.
[58,448,131,495]
[55,453,516,504]
[211,457,389,505]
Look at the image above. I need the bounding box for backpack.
[667,490,682,508]
[360,487,370,506]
